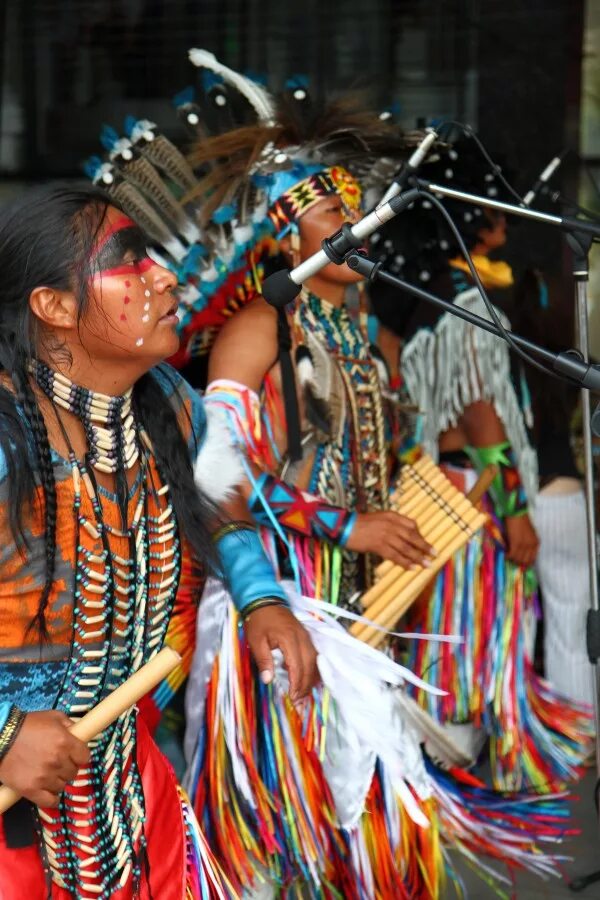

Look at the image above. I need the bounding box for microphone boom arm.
[415,178,600,239]
[345,250,600,392]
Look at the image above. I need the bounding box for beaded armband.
[0,705,25,763]
[213,523,289,617]
[249,472,357,547]
[465,441,528,518]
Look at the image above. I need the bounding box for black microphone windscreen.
[262,269,301,308]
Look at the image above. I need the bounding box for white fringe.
[401,287,539,502]
[193,404,246,505]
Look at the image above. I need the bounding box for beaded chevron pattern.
[38,433,181,898]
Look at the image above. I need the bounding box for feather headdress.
[85,49,423,368]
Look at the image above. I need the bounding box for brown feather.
[184,95,428,225]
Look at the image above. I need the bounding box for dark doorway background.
[0,0,589,278]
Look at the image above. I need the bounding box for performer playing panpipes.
[84,55,582,898]
[370,133,594,790]
[0,183,321,899]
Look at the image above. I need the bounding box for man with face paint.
[0,188,321,899]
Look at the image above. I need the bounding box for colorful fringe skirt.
[404,464,594,792]
[183,580,574,899]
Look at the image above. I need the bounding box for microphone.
[378,130,438,206]
[261,188,422,308]
[523,152,566,207]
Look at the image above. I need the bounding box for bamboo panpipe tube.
[391,455,438,495]
[360,513,488,648]
[359,501,484,615]
[373,482,477,584]
[375,461,496,582]
[466,464,499,505]
[386,462,442,515]
[388,458,455,519]
[389,455,437,495]
[371,480,478,587]
[360,520,488,647]
[356,496,484,623]
[352,461,495,646]
[387,472,439,517]
[392,470,448,519]
[394,458,462,510]
[365,514,487,641]
[0,645,181,815]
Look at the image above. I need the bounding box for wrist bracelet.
[211,520,255,544]
[0,706,25,762]
[240,598,289,623]
[214,527,289,615]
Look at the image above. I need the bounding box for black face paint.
[92,222,153,278]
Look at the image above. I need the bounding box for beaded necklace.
[32,368,181,898]
[295,290,388,510]
[31,359,139,474]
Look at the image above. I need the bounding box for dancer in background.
[370,134,594,789]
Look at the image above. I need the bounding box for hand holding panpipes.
[350,456,496,648]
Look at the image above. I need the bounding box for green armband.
[465,441,528,518]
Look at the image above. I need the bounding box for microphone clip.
[346,251,382,281]
[321,223,364,266]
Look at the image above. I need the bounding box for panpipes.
[350,456,492,649]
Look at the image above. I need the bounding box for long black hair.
[369,134,515,337]
[0,182,215,638]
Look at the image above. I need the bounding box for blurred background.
[0,0,598,341]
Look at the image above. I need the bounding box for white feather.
[188,48,276,123]
[193,405,245,504]
[296,354,314,388]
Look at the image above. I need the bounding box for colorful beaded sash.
[294,291,389,595]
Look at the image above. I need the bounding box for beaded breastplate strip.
[294,291,389,594]
[39,432,181,898]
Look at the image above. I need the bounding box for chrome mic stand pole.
[570,233,600,765]
[557,233,600,894]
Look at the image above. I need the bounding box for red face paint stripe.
[92,257,155,279]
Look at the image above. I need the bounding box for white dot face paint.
[135,274,153,342]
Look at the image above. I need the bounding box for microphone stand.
[346,243,600,894]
